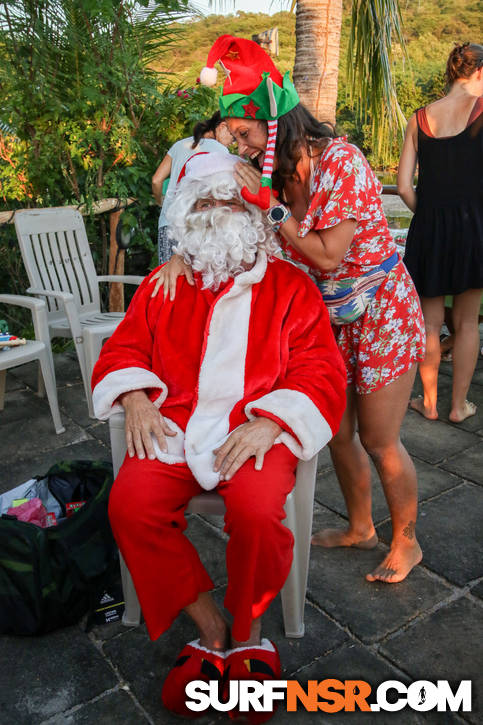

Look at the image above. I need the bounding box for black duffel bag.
[0,460,119,635]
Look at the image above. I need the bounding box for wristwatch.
[266,204,291,230]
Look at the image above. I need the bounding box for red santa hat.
[200,35,299,194]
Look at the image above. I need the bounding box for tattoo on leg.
[403,521,415,539]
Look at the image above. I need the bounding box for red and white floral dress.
[282,137,425,394]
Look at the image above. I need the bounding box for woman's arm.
[234,162,356,272]
[278,217,356,272]
[152,154,173,205]
[397,114,418,213]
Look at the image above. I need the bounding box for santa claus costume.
[92,152,346,718]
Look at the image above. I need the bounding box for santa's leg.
[108,455,214,641]
[219,443,298,644]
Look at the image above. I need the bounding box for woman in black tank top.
[397,43,483,424]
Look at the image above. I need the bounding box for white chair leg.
[38,348,65,434]
[37,361,46,398]
[120,553,142,626]
[72,335,94,418]
[83,330,109,419]
[0,369,6,411]
[280,455,317,638]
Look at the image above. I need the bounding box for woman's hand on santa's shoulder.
[149,254,194,301]
[119,389,176,460]
[212,417,283,481]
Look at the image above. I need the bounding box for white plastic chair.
[109,411,317,638]
[14,209,144,418]
[0,294,65,434]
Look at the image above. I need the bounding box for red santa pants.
[108,444,298,642]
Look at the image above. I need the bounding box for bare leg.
[449,288,482,422]
[358,366,422,583]
[409,296,444,420]
[184,591,229,651]
[231,617,262,648]
[312,386,378,548]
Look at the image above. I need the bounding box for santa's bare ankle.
[199,622,229,652]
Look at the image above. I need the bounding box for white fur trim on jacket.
[92,366,168,420]
[245,388,333,460]
[184,252,268,490]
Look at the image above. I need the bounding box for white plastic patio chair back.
[109,411,317,638]
[0,294,64,434]
[14,209,143,417]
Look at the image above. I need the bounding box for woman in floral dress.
[236,120,426,584]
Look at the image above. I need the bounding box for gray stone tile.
[45,689,148,724]
[308,505,452,644]
[0,626,118,724]
[470,580,483,599]
[317,445,332,472]
[434,382,483,434]
[275,643,433,724]
[4,370,25,392]
[185,515,228,587]
[438,441,483,486]
[315,458,462,526]
[0,392,90,464]
[9,352,82,390]
[258,596,349,676]
[57,383,92,427]
[378,484,483,587]
[381,597,483,724]
[0,439,110,494]
[102,613,222,724]
[85,421,111,446]
[401,411,479,464]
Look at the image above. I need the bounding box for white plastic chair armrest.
[97,275,144,285]
[26,287,76,304]
[0,294,50,346]
[27,287,82,340]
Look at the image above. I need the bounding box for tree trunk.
[108,210,125,313]
[292,0,343,124]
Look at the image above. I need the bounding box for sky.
[192,0,286,16]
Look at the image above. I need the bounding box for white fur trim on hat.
[200,66,218,87]
[185,151,244,180]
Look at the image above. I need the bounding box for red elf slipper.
[224,638,281,724]
[161,639,225,718]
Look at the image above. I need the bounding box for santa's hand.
[150,254,194,301]
[213,418,282,481]
[120,390,176,460]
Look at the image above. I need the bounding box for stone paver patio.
[0,348,482,724]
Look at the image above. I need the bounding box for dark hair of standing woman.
[445,42,483,86]
[270,104,336,198]
[192,111,223,148]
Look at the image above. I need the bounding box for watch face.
[270,206,285,222]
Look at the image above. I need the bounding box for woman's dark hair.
[192,111,223,148]
[270,104,336,198]
[445,43,483,86]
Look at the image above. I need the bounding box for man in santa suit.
[92,152,346,721]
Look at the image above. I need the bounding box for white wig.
[165,170,279,289]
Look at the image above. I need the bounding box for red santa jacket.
[92,252,346,489]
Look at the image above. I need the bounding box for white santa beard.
[174,207,263,290]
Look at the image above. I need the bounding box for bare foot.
[366,540,422,583]
[312,527,378,549]
[449,400,477,423]
[409,396,438,421]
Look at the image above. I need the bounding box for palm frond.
[347,0,407,161]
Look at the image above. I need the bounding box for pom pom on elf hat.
[199,35,300,196]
